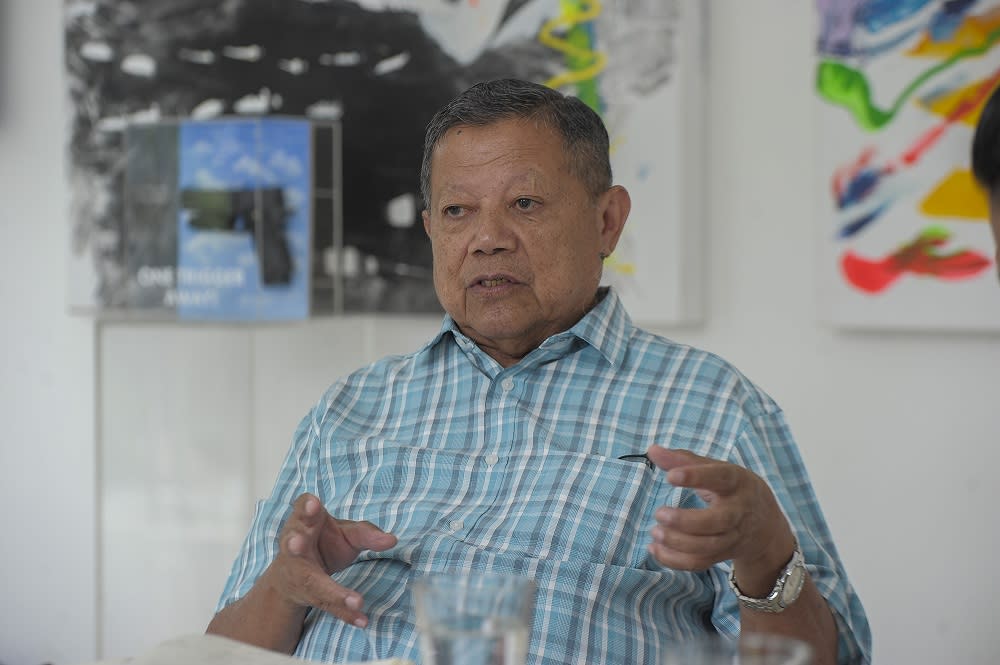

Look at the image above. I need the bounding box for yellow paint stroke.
[539,0,608,90]
[906,7,1000,58]
[603,253,636,276]
[917,74,1000,127]
[608,135,626,157]
[920,169,989,220]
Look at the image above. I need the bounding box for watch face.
[782,564,806,604]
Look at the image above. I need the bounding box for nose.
[468,205,516,256]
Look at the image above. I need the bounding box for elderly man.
[972,83,1000,277]
[207,79,871,665]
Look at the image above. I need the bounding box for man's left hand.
[645,446,796,593]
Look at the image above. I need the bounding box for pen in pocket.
[617,453,654,470]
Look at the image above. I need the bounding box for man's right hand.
[267,492,398,627]
[206,493,397,652]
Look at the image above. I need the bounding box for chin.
[471,315,527,338]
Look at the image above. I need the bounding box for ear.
[597,185,631,255]
[422,209,431,238]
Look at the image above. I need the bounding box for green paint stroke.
[816,27,1000,131]
[564,11,601,110]
[566,25,601,113]
[917,224,951,243]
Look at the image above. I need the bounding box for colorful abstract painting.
[64,0,705,324]
[816,0,1000,330]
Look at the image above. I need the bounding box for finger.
[282,494,328,557]
[647,541,718,572]
[649,522,740,560]
[646,445,746,494]
[645,446,708,472]
[646,447,729,491]
[654,505,741,537]
[664,459,744,497]
[293,493,326,523]
[286,493,327,538]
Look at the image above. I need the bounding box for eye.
[513,197,538,211]
[443,205,464,218]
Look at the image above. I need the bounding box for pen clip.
[617,453,654,470]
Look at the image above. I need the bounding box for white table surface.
[76,633,413,665]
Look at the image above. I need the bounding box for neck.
[462,288,608,368]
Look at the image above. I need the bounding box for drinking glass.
[410,572,536,665]
[662,633,813,665]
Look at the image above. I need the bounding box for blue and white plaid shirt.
[217,288,871,664]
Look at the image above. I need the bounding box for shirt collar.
[564,287,631,367]
[422,287,632,369]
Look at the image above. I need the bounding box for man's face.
[422,118,629,366]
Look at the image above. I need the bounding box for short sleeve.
[710,406,873,665]
[215,403,323,611]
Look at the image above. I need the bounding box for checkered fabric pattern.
[218,289,871,665]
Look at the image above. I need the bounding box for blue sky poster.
[176,118,311,321]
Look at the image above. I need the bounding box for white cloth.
[75,633,412,665]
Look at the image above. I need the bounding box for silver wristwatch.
[728,541,806,613]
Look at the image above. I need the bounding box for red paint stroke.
[897,66,1000,167]
[841,226,991,293]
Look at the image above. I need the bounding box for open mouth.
[470,273,519,288]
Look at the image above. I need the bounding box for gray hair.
[420,78,613,208]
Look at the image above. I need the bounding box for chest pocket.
[322,440,664,570]
[471,449,660,567]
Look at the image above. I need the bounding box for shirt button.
[449,519,464,532]
[501,377,515,392]
[485,453,499,467]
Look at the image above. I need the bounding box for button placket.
[491,375,516,470]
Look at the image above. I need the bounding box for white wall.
[3,2,1000,664]
[688,6,1000,663]
[0,2,98,664]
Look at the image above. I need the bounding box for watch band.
[727,541,806,613]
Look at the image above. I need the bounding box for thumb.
[334,518,398,553]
